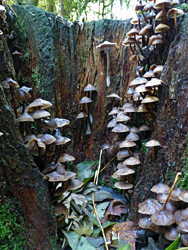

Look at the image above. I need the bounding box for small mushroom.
[167,8,184,33]
[145,139,160,160]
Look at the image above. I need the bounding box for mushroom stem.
[162,3,166,23]
[174,12,177,34]
[163,172,182,210]
[106,48,110,87]
[152,146,155,161]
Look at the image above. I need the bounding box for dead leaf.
[105,199,128,217]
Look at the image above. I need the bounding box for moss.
[178,134,188,190]
[0,202,26,250]
[50,236,58,250]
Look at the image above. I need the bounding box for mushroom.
[83,84,97,123]
[151,210,175,226]
[164,227,179,241]
[138,198,163,215]
[154,0,172,23]
[145,139,160,160]
[167,8,184,34]
[96,41,117,87]
[138,217,152,229]
[151,183,170,194]
[79,96,93,135]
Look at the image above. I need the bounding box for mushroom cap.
[27,98,52,111]
[116,112,131,122]
[76,112,88,119]
[130,15,144,25]
[167,8,184,19]
[119,140,136,148]
[2,78,19,88]
[157,193,169,203]
[130,77,148,86]
[46,170,76,182]
[126,132,139,142]
[17,111,34,122]
[138,199,163,215]
[164,227,179,241]
[151,210,175,226]
[108,107,119,116]
[54,204,68,216]
[174,209,184,224]
[79,96,92,104]
[141,96,159,103]
[143,70,154,79]
[137,104,149,113]
[123,156,140,166]
[53,118,70,127]
[155,23,170,33]
[12,50,22,55]
[171,0,180,7]
[126,87,135,96]
[151,183,170,194]
[56,164,66,175]
[153,65,164,76]
[135,85,150,93]
[116,167,135,176]
[178,220,188,233]
[83,84,97,92]
[107,118,117,128]
[63,178,83,191]
[126,28,139,38]
[107,93,122,100]
[31,109,51,119]
[152,39,164,46]
[143,2,154,12]
[114,181,133,190]
[0,132,3,136]
[178,190,188,202]
[138,217,152,229]
[181,234,188,247]
[145,78,163,87]
[139,24,152,36]
[154,0,172,9]
[96,41,117,49]
[58,153,75,162]
[139,124,150,131]
[149,34,162,45]
[170,188,182,201]
[112,123,130,133]
[55,136,71,145]
[130,126,139,134]
[117,150,130,160]
[123,105,137,113]
[180,208,188,220]
[41,134,56,145]
[165,201,179,214]
[146,140,160,147]
[14,86,32,101]
[122,37,136,46]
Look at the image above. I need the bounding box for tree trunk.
[58,0,64,16]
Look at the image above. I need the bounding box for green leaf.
[165,235,181,250]
[62,230,79,249]
[77,236,96,250]
[117,243,130,250]
[96,202,109,219]
[75,215,94,236]
[92,227,101,237]
[76,161,97,184]
[102,221,116,229]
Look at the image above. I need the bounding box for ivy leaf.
[75,215,94,236]
[62,230,79,249]
[76,161,97,184]
[77,236,96,250]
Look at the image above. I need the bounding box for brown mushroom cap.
[153,65,164,76]
[123,156,140,166]
[146,140,160,147]
[170,188,182,201]
[152,39,164,46]
[41,134,56,145]
[53,118,70,127]
[83,84,97,92]
[2,78,19,88]
[145,78,163,87]
[55,136,71,145]
[96,41,117,49]
[151,183,170,194]
[114,181,133,190]
[139,24,152,36]
[155,10,164,21]
[63,178,83,191]
[107,118,117,128]
[54,204,68,216]
[122,37,136,47]
[174,209,184,224]
[164,227,179,241]
[17,110,34,122]
[151,210,175,226]
[137,104,149,113]
[167,8,184,19]
[180,208,188,220]
[143,70,154,79]
[76,112,88,119]
[112,123,130,133]
[107,93,122,100]
[126,28,139,38]
[130,77,148,86]
[27,98,52,112]
[178,220,188,233]
[31,109,51,119]
[126,132,139,142]
[79,96,93,104]
[119,140,136,148]
[138,217,152,229]
[141,96,159,103]
[155,24,170,33]
[135,85,150,93]
[58,153,75,162]
[46,170,76,182]
[116,167,135,176]
[130,126,139,134]
[138,199,163,215]
[116,112,131,122]
[165,201,179,214]
[181,234,188,247]
[154,0,171,9]
[117,150,130,160]
[139,124,150,131]
[157,193,169,203]
[108,107,119,116]
[178,190,188,202]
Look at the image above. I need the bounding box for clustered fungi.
[138,173,188,247]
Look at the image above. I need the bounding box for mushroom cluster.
[138,176,188,247]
